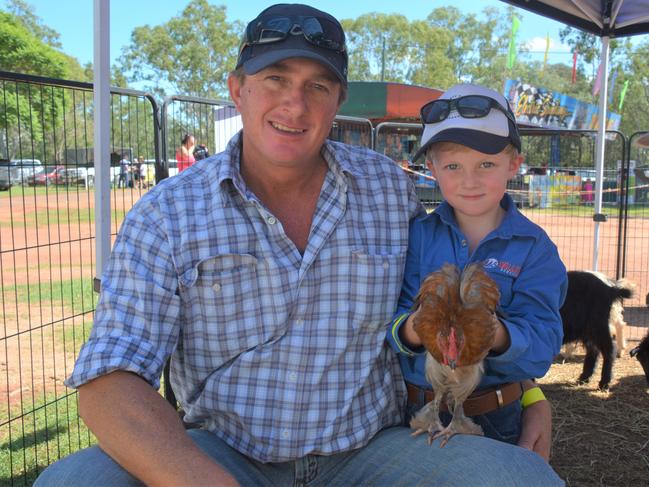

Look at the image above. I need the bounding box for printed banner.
[504,79,621,131]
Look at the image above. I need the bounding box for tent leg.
[592,36,609,272]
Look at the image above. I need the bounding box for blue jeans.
[35,426,562,486]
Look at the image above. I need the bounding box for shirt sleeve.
[66,195,182,390]
[386,218,426,357]
[486,234,567,381]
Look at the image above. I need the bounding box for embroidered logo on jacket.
[483,258,521,277]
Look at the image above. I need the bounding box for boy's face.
[427,145,522,222]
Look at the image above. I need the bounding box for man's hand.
[518,395,552,461]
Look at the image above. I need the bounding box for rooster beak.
[448,359,457,370]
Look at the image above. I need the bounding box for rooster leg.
[432,400,484,448]
[410,397,444,443]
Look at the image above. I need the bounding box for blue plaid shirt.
[67,133,423,462]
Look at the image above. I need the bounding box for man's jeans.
[35,426,563,486]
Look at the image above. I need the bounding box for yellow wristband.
[520,386,546,409]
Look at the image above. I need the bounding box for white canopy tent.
[501,0,649,270]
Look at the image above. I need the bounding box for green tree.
[424,6,510,89]
[0,11,68,77]
[0,5,92,162]
[117,0,242,99]
[4,0,61,48]
[341,13,419,83]
[406,19,456,89]
[618,40,649,136]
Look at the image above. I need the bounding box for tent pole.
[592,35,609,272]
[93,0,111,290]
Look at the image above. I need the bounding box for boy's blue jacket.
[387,194,567,390]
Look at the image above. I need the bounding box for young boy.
[387,83,567,445]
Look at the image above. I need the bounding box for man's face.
[228,58,341,170]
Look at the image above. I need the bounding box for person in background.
[134,156,144,189]
[35,4,562,486]
[117,153,130,188]
[176,133,195,172]
[193,142,210,161]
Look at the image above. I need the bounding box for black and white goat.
[560,271,634,390]
[630,332,649,386]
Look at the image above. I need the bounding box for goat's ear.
[459,263,500,310]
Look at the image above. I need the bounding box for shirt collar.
[215,132,362,196]
[430,193,539,238]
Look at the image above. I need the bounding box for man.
[118,152,131,188]
[36,4,561,486]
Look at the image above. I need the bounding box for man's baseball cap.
[413,83,521,162]
[236,4,348,86]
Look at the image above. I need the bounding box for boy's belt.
[406,382,524,417]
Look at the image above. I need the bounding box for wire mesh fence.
[161,95,241,177]
[0,71,159,485]
[1,70,648,484]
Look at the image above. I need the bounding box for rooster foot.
[410,420,443,441]
[431,418,484,448]
[409,403,443,442]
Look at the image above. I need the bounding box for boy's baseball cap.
[236,4,348,86]
[413,83,521,162]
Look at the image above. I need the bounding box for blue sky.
[2,0,578,67]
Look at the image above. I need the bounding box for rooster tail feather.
[459,262,500,311]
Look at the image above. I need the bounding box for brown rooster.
[410,262,500,447]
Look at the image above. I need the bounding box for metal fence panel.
[328,115,373,148]
[1,70,648,484]
[161,95,239,177]
[0,71,159,485]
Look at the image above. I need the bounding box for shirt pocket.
[179,254,286,364]
[335,250,404,332]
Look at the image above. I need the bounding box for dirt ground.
[0,188,143,412]
[1,190,649,485]
[543,343,649,486]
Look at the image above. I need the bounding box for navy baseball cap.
[236,4,348,86]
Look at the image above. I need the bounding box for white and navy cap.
[413,83,521,162]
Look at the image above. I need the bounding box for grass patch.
[2,278,98,316]
[0,185,88,199]
[0,206,127,229]
[0,393,96,486]
[52,316,93,351]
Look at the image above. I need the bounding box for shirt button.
[267,216,277,225]
[281,429,290,439]
[383,261,389,269]
[295,319,304,326]
[288,371,297,382]
[461,239,467,247]
[212,283,221,292]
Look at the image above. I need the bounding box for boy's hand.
[518,395,552,461]
[399,309,424,349]
[490,314,511,354]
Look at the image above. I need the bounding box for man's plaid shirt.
[67,133,423,462]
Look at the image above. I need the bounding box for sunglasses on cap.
[420,95,517,126]
[240,15,347,55]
